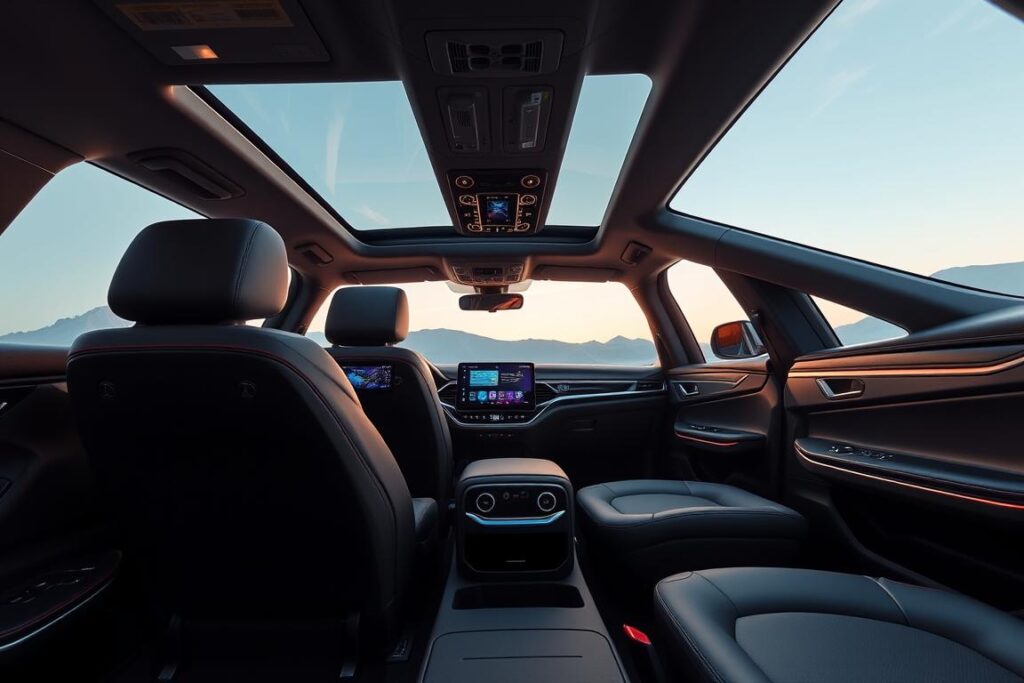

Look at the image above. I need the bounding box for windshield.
[309,280,657,366]
[670,0,1024,301]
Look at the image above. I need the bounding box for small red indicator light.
[623,624,651,646]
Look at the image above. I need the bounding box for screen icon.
[488,391,497,401]
[498,391,506,401]
[477,390,488,402]
[515,391,523,400]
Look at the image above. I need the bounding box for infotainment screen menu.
[456,363,535,411]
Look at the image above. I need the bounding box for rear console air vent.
[427,31,564,77]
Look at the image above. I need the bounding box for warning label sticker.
[116,1,292,31]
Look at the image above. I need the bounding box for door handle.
[816,378,865,400]
[675,382,699,397]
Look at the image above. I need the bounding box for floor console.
[418,458,627,683]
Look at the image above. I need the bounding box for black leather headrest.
[109,218,288,325]
[325,287,409,346]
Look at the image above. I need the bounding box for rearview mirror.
[710,320,766,359]
[459,293,524,312]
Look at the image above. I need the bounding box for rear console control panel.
[448,169,546,235]
[466,483,567,520]
[456,459,573,580]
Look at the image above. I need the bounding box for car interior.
[1,1,1023,681]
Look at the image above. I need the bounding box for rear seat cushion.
[655,567,1024,683]
[576,480,806,580]
[577,480,806,549]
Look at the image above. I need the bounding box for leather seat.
[577,480,805,582]
[324,287,452,519]
[655,567,1024,682]
[66,218,417,643]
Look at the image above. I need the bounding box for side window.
[0,163,199,345]
[813,297,907,348]
[665,261,751,362]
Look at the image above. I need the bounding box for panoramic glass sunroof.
[547,74,652,226]
[210,74,651,232]
[209,81,449,231]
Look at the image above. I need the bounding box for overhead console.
[448,169,546,235]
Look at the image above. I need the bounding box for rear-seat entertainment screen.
[343,365,393,390]
[456,363,535,411]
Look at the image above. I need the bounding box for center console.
[418,458,626,682]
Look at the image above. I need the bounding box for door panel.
[0,345,114,659]
[785,339,1024,609]
[664,359,781,496]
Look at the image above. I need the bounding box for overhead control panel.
[448,169,546,235]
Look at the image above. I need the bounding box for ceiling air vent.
[445,40,545,74]
[447,42,469,73]
[523,41,542,72]
[427,31,564,77]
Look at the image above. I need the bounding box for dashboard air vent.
[535,383,559,405]
[636,380,664,392]
[437,383,458,406]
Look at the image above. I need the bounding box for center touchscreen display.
[456,362,535,411]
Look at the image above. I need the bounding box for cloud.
[324,114,344,196]
[356,204,390,226]
[810,65,870,118]
[836,0,885,25]
[926,2,978,38]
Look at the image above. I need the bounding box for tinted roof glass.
[547,74,652,226]
[209,81,450,231]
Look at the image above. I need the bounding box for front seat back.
[324,287,452,515]
[67,219,414,635]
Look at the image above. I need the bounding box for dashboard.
[437,362,666,427]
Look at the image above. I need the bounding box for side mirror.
[710,320,766,359]
[459,293,524,312]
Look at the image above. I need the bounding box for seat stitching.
[869,576,910,625]
[231,222,259,312]
[585,508,803,529]
[655,587,726,683]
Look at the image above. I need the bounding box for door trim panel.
[795,438,1024,511]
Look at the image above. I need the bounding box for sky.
[1,0,1021,342]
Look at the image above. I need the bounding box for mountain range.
[3,260,1021,360]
